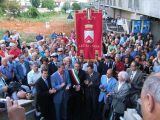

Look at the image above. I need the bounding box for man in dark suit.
[68,62,86,120]
[36,68,56,120]
[111,71,130,120]
[84,63,100,120]
[48,53,58,76]
[101,55,114,75]
[126,61,144,107]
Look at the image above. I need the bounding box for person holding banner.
[68,62,86,120]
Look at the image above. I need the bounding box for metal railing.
[102,0,160,19]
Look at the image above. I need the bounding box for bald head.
[106,69,113,78]
[17,91,26,99]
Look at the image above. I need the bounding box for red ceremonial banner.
[75,9,102,61]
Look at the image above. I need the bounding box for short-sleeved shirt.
[27,70,41,85]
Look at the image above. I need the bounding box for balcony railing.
[103,0,160,19]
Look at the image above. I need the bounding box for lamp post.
[67,12,73,23]
[67,12,73,20]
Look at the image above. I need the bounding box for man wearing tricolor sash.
[68,62,86,120]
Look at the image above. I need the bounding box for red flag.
[75,9,102,60]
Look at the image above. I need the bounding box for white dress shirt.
[107,77,111,84]
[27,70,41,95]
[130,70,137,81]
[27,70,41,85]
[118,81,125,91]
[82,63,97,72]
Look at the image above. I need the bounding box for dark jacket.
[36,77,55,120]
[126,68,144,91]
[48,62,58,76]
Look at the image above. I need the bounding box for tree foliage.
[42,0,55,10]
[27,7,40,18]
[30,0,40,8]
[72,2,81,10]
[0,8,4,16]
[0,0,5,5]
[62,2,70,12]
[0,0,5,7]
[4,0,20,17]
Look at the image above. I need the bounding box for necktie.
[130,72,134,81]
[44,80,49,87]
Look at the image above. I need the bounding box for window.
[113,0,116,6]
[134,0,139,10]
[118,0,122,7]
[128,0,133,8]
[109,0,112,6]
[106,0,110,5]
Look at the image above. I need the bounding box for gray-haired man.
[111,71,130,120]
[141,73,160,120]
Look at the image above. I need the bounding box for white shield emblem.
[84,30,94,43]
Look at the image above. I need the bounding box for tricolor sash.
[70,69,80,85]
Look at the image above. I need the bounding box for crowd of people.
[0,29,160,120]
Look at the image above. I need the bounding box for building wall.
[108,8,140,20]
[103,0,160,19]
[91,0,160,42]
[105,7,160,42]
[16,0,31,6]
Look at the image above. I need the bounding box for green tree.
[62,2,70,12]
[4,0,20,17]
[0,0,7,11]
[27,7,40,18]
[0,0,5,6]
[30,0,40,8]
[72,2,81,10]
[42,0,55,10]
[0,8,4,16]
[0,0,5,5]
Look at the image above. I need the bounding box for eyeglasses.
[58,51,62,52]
